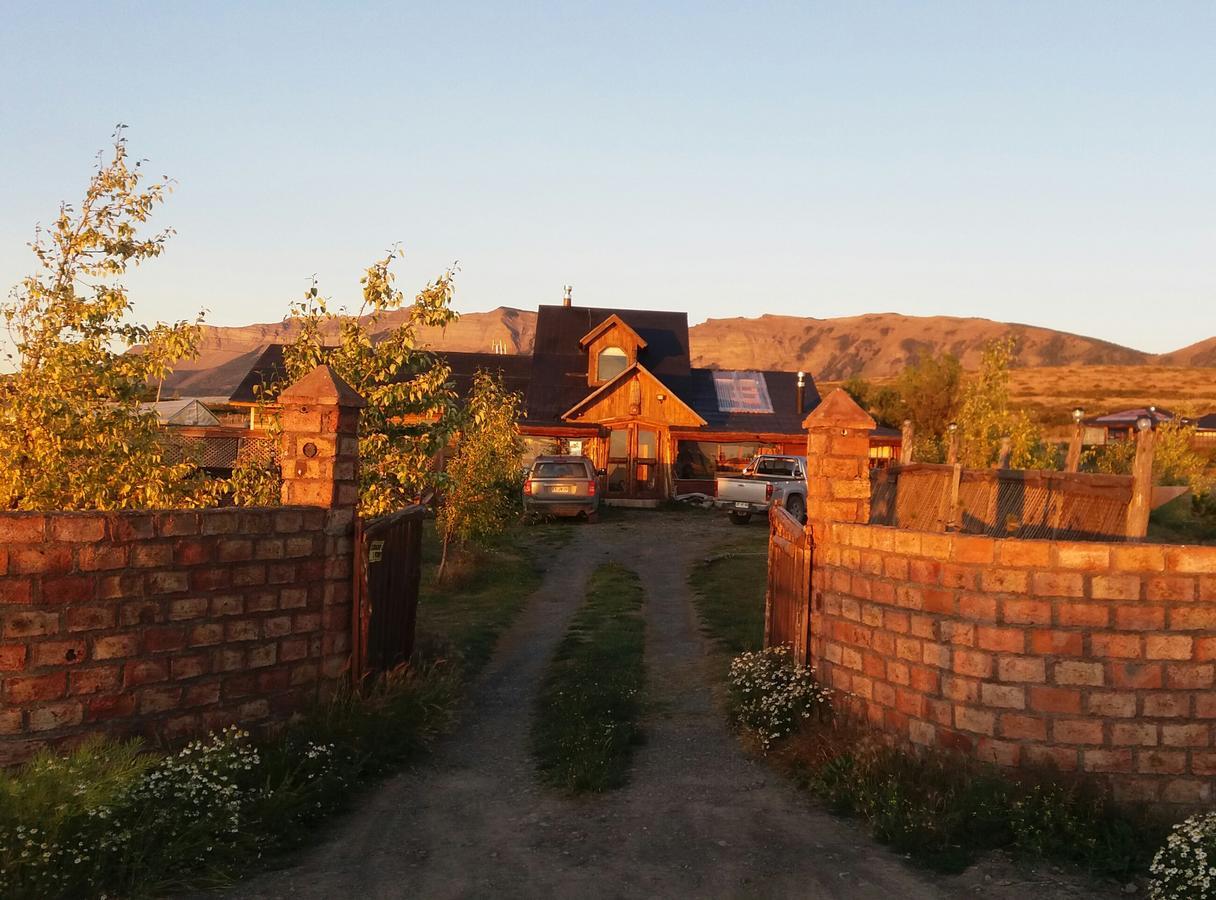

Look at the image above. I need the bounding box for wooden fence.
[869,463,1135,541]
[764,504,812,664]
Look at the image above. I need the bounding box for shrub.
[727,646,831,751]
[1150,812,1216,899]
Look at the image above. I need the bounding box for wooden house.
[225,302,900,504]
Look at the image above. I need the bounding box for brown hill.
[1158,337,1216,369]
[686,313,1152,380]
[164,307,1213,401]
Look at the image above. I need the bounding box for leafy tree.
[436,371,525,581]
[842,377,904,429]
[956,339,1055,469]
[895,352,962,462]
[269,249,462,517]
[0,131,215,510]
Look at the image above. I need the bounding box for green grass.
[415,519,563,677]
[1148,494,1216,545]
[688,532,768,661]
[774,722,1160,878]
[532,563,646,792]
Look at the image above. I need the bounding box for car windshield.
[533,462,589,478]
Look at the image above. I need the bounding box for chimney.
[562,284,573,308]
[796,371,805,416]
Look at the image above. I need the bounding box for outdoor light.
[1072,407,1084,423]
[797,371,805,386]
[1136,415,1153,432]
[948,422,958,433]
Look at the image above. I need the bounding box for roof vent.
[563,284,573,307]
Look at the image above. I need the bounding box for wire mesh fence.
[870,463,1134,541]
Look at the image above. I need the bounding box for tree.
[956,339,1055,469]
[435,371,525,581]
[896,352,963,462]
[268,249,462,517]
[0,131,215,510]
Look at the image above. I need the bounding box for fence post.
[900,419,914,464]
[1065,417,1084,473]
[997,437,1012,469]
[1125,423,1156,541]
[946,423,960,465]
[277,365,367,683]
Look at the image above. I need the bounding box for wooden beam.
[1125,426,1155,541]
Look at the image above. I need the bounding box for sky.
[1,1,1213,354]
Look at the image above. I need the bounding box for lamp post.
[1065,406,1085,473]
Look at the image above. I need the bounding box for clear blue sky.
[1,1,1213,353]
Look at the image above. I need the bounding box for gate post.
[277,365,366,684]
[802,390,876,669]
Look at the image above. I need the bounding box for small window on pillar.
[597,346,628,382]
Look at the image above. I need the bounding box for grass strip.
[688,533,768,661]
[532,563,645,792]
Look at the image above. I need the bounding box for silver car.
[524,456,601,521]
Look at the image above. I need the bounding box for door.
[605,424,663,499]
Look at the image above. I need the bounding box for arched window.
[597,346,628,382]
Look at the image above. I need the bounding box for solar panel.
[712,371,774,414]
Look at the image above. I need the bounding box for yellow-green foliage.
[266,250,463,518]
[1089,420,1212,491]
[957,339,1056,470]
[437,371,525,563]
[0,131,217,511]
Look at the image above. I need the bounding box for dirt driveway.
[239,511,1118,899]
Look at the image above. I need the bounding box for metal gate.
[352,505,425,680]
[765,504,813,665]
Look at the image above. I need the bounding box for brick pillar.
[277,365,366,685]
[803,389,876,676]
[278,365,365,510]
[803,388,877,535]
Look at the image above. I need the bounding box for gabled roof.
[526,305,691,422]
[561,362,706,425]
[577,314,648,350]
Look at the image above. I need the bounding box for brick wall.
[813,516,1216,809]
[798,389,1216,811]
[0,364,363,764]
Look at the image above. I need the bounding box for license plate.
[734,501,750,509]
[550,485,574,494]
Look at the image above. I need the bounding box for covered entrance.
[605,423,662,501]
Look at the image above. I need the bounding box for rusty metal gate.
[765,504,813,665]
[352,505,425,680]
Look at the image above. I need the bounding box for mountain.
[162,307,1212,398]
[686,313,1153,380]
[1157,337,1216,369]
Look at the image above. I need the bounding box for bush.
[727,647,831,751]
[0,666,458,899]
[1150,812,1216,899]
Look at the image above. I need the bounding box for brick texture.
[0,365,362,765]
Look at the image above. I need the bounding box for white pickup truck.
[715,455,808,525]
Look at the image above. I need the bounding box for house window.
[597,346,628,382]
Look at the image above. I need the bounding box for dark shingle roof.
[525,305,691,423]
[677,369,820,435]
